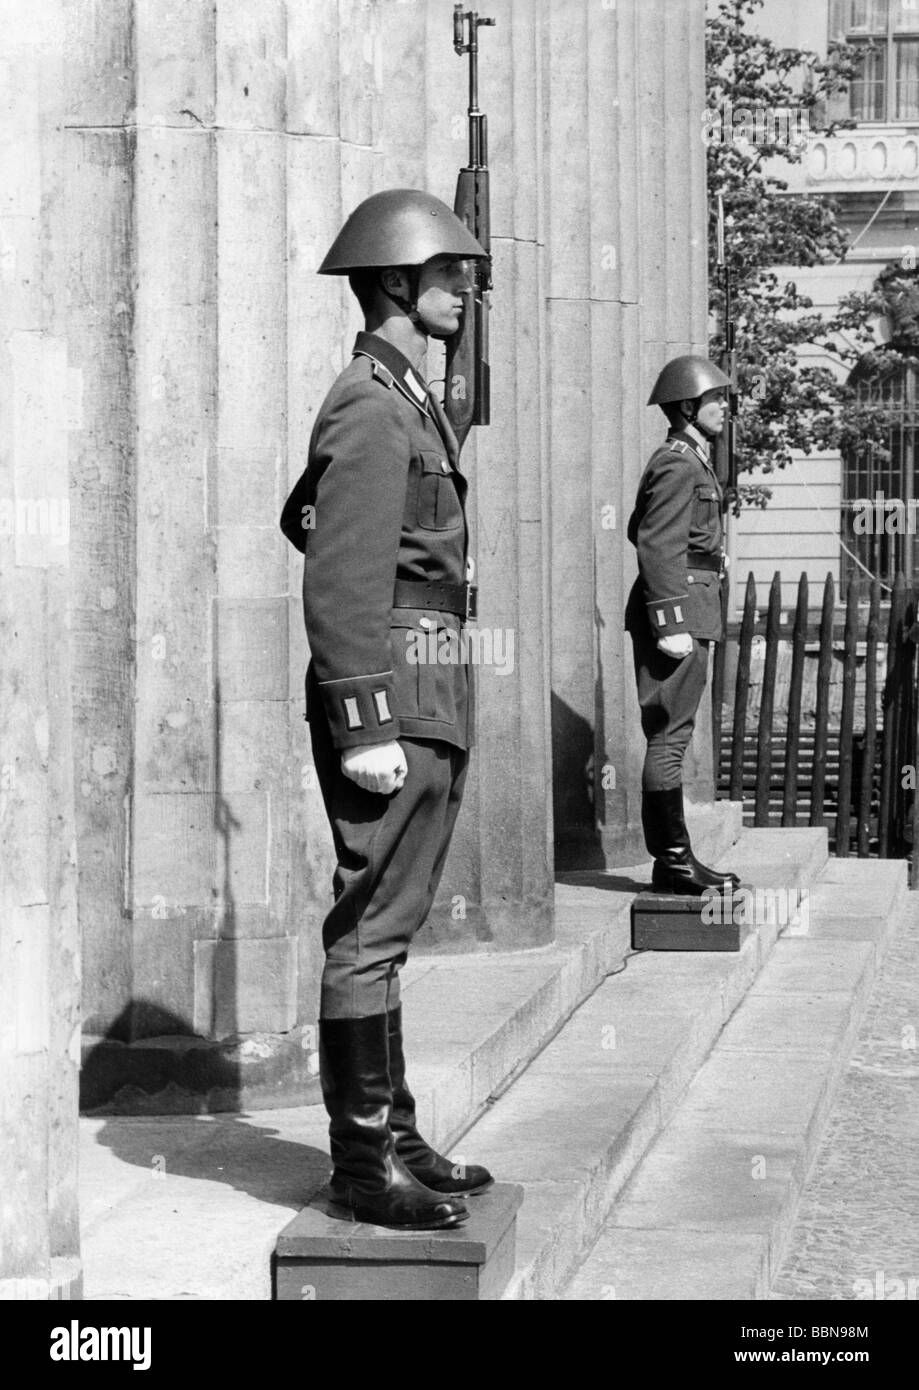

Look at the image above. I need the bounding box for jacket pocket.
[390,615,461,724]
[686,570,722,638]
[416,451,464,532]
[691,483,720,532]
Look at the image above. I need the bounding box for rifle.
[714,193,738,510]
[444,5,495,450]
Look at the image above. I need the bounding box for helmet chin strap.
[379,265,460,341]
[680,399,719,441]
[380,267,423,327]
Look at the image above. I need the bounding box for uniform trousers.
[630,627,710,792]
[310,704,468,1021]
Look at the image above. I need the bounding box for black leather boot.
[642,787,740,896]
[319,1014,469,1229]
[387,1006,494,1196]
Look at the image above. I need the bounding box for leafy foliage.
[705,0,917,509]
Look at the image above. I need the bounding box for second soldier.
[625,355,741,897]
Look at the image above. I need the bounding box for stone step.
[438,826,830,1300]
[77,819,829,1301]
[405,802,748,1154]
[560,856,907,1301]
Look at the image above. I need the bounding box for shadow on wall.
[551,691,606,870]
[80,999,321,1116]
[80,685,322,1115]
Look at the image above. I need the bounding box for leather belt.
[393,579,478,621]
[686,551,721,572]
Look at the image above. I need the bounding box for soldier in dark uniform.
[625,355,741,896]
[281,189,494,1231]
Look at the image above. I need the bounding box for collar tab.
[352,332,430,416]
[403,367,429,405]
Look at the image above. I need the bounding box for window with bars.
[842,360,919,586]
[830,0,919,121]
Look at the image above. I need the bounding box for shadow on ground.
[90,1110,330,1213]
[556,870,647,894]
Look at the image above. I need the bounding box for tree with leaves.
[705,0,912,510]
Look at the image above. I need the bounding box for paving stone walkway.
[772,892,919,1301]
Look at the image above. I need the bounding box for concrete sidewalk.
[562,858,908,1300]
[772,891,919,1300]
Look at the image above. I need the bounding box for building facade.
[735,0,919,613]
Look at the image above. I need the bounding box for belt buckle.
[465,583,478,622]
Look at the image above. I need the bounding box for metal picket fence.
[713,570,919,886]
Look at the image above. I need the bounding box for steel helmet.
[647,355,730,406]
[318,189,488,274]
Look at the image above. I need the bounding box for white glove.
[658,634,693,659]
[341,741,408,795]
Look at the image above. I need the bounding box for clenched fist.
[657,634,693,659]
[341,740,408,795]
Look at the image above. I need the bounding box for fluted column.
[75,0,327,1101]
[0,0,82,1299]
[548,0,713,870]
[374,0,554,949]
[62,0,136,1042]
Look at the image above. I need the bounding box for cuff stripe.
[374,690,393,724]
[343,697,363,731]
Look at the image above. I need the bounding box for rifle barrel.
[446,7,494,445]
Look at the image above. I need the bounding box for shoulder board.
[352,349,395,390]
[353,350,429,416]
[370,359,394,389]
[648,441,684,467]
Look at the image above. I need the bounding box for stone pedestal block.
[632,890,746,952]
[274,1183,524,1302]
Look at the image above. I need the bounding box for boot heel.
[387,1005,495,1197]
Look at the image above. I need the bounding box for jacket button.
[688,575,694,583]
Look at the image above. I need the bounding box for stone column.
[377,0,555,951]
[77,0,325,1108]
[63,0,136,1044]
[548,0,714,869]
[285,0,557,954]
[0,0,82,1299]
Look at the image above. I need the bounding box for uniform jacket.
[280,331,472,752]
[624,428,724,643]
